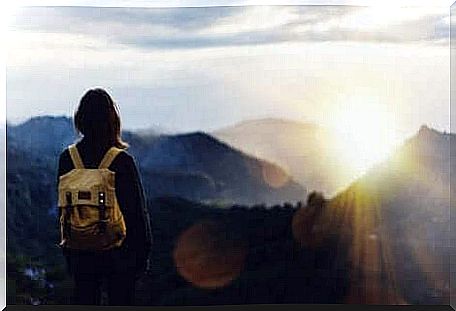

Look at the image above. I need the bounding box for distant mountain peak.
[418,124,453,136]
[169,131,238,153]
[215,118,318,133]
[169,131,217,144]
[238,118,300,125]
[418,124,435,135]
[413,125,452,144]
[8,115,73,131]
[25,115,71,124]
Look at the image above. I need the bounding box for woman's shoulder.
[112,148,138,169]
[58,142,82,171]
[58,143,137,171]
[58,143,78,160]
[57,146,74,176]
[58,146,71,162]
[115,148,134,161]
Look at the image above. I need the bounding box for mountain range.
[213,118,361,196]
[5,115,455,305]
[324,125,454,304]
[7,116,306,206]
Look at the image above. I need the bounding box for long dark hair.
[74,88,128,149]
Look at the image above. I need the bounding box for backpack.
[57,144,127,251]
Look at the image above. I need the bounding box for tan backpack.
[57,144,127,251]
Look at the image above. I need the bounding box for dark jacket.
[57,137,152,276]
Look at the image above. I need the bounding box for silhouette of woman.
[57,88,152,305]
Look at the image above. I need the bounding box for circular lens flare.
[173,220,247,289]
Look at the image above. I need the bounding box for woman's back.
[56,88,152,305]
[58,138,151,270]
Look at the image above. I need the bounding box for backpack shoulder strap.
[98,147,123,169]
[68,144,84,169]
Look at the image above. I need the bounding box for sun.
[329,94,400,177]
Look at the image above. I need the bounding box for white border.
[5,0,456,7]
[0,0,453,308]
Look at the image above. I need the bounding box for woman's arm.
[114,152,152,274]
[57,149,72,219]
[56,149,73,255]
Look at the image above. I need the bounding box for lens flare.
[173,220,247,289]
[261,163,290,189]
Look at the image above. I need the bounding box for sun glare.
[329,94,400,177]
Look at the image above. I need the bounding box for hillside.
[213,118,353,196]
[7,116,306,205]
[6,117,453,305]
[5,116,307,304]
[319,125,454,304]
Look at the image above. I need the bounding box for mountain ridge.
[7,115,306,206]
[5,115,454,305]
[323,124,454,304]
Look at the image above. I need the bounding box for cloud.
[11,6,242,36]
[10,5,449,50]
[288,6,449,44]
[7,5,450,135]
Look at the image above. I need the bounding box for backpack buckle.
[98,192,107,234]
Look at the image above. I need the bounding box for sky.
[5,3,452,138]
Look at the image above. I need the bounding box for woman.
[57,88,152,305]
